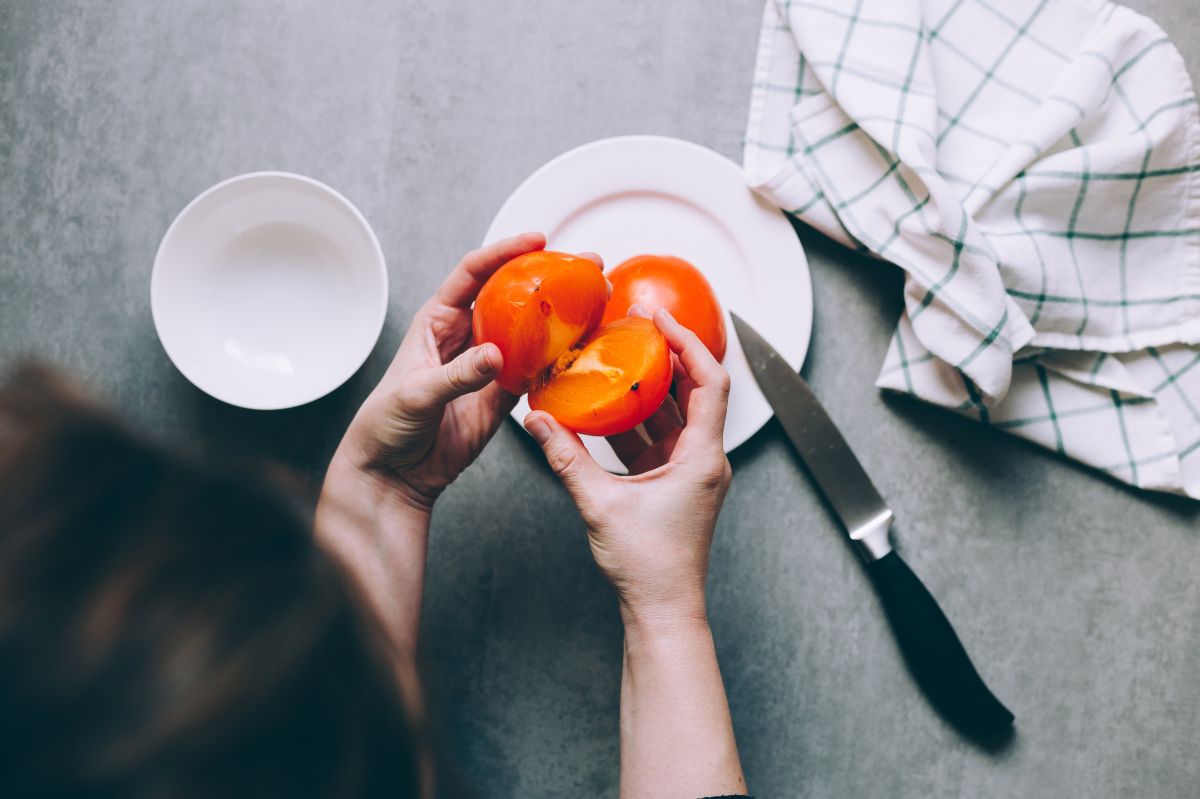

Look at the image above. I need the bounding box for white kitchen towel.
[745,0,1200,498]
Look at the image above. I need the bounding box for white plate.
[151,172,388,410]
[485,136,812,472]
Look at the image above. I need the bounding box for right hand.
[523,308,733,632]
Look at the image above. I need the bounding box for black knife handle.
[866,550,1014,741]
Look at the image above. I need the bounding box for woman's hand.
[316,232,544,654]
[334,232,548,512]
[524,307,746,798]
[522,307,733,633]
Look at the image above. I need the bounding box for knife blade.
[731,312,1014,741]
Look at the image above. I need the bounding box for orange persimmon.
[472,250,672,436]
[529,316,672,436]
[602,255,727,362]
[472,250,608,395]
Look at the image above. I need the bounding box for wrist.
[320,448,433,531]
[316,449,434,656]
[622,611,715,670]
[619,592,710,644]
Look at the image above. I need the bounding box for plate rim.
[150,171,389,411]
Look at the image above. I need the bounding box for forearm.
[619,616,746,799]
[315,451,431,656]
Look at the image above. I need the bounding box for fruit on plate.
[602,254,726,362]
[472,250,672,436]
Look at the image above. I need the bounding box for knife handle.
[866,550,1014,741]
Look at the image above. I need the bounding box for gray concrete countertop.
[2,2,1197,796]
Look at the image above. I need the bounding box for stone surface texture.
[1,2,1197,796]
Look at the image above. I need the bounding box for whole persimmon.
[602,255,726,362]
[472,250,672,436]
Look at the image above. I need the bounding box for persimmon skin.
[529,317,672,437]
[603,255,727,362]
[473,251,673,436]
[471,251,607,394]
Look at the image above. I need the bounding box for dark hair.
[0,365,421,797]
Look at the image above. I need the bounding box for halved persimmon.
[529,316,672,436]
[602,254,727,362]
[471,250,608,395]
[472,250,672,436]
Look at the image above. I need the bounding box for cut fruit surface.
[472,249,673,436]
[471,251,607,394]
[529,317,671,437]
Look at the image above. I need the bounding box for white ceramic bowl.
[151,172,387,410]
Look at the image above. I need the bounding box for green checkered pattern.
[745,0,1200,498]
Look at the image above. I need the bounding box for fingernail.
[525,416,551,444]
[629,303,648,318]
[475,345,497,375]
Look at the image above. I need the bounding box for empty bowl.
[151,172,388,410]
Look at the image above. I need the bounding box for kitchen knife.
[731,312,1014,741]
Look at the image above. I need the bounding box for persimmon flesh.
[603,255,727,362]
[472,251,671,436]
[472,251,608,395]
[529,316,671,436]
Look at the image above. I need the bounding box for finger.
[473,380,519,429]
[654,308,730,444]
[524,411,608,492]
[643,395,683,440]
[627,430,681,475]
[668,353,695,419]
[408,343,502,415]
[577,251,604,269]
[673,380,695,424]
[650,342,693,423]
[436,232,546,308]
[627,302,650,319]
[607,426,650,469]
[450,380,519,452]
[414,302,473,364]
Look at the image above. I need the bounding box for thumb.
[411,343,502,413]
[524,411,606,492]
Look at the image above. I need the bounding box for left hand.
[334,232,546,512]
[318,234,606,654]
